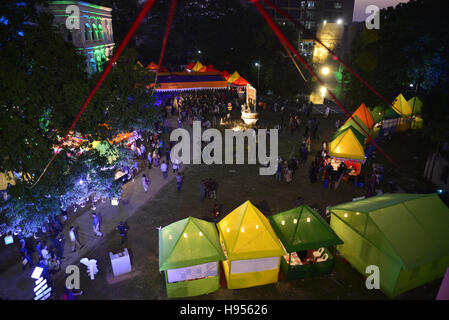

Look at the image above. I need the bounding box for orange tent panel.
[345,103,375,129]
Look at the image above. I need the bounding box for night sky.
[353,0,409,21]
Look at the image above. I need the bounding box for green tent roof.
[340,115,370,137]
[332,126,366,146]
[408,96,423,115]
[370,105,387,123]
[269,205,343,253]
[330,193,449,269]
[383,106,401,120]
[159,217,225,271]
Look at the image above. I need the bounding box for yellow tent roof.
[329,127,366,161]
[392,93,412,117]
[217,201,284,261]
[227,71,241,84]
[0,172,16,190]
[192,61,204,72]
[134,61,144,70]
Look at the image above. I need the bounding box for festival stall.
[154,72,228,91]
[346,103,375,129]
[159,217,225,298]
[232,76,250,87]
[220,70,231,80]
[329,193,449,298]
[226,71,241,84]
[392,93,413,132]
[192,61,204,72]
[339,115,370,145]
[217,201,284,289]
[328,127,366,175]
[408,96,424,130]
[185,61,195,71]
[146,61,159,72]
[268,205,343,280]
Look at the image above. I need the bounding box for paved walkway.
[0,113,184,300]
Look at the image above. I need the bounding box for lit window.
[84,23,91,41]
[98,24,104,41]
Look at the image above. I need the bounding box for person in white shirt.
[69,226,82,252]
[160,161,168,179]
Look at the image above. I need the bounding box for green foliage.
[0,1,160,235]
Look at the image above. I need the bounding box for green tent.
[332,126,367,147]
[339,115,370,138]
[329,193,449,298]
[382,106,401,120]
[407,96,423,115]
[159,217,225,298]
[370,105,384,123]
[269,205,343,279]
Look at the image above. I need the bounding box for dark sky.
[353,0,409,21]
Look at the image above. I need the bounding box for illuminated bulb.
[226,228,230,233]
[320,86,327,96]
[344,213,348,218]
[183,233,187,238]
[321,67,330,75]
[168,235,172,240]
[281,220,285,225]
[199,232,203,236]
[306,217,311,223]
[256,225,259,230]
[356,212,360,215]
[241,227,244,232]
[293,219,297,224]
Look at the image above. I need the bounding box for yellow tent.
[407,96,423,115]
[134,61,144,70]
[192,61,204,72]
[217,200,284,289]
[392,93,412,117]
[328,127,366,161]
[227,71,241,84]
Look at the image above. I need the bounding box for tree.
[0,1,160,236]
[342,0,449,143]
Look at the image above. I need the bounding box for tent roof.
[159,217,225,271]
[340,115,370,137]
[155,72,227,91]
[269,205,343,252]
[217,201,284,260]
[392,93,412,117]
[383,105,401,120]
[146,61,159,71]
[227,71,241,84]
[407,96,423,115]
[330,193,449,269]
[347,103,374,129]
[199,65,207,72]
[232,76,250,86]
[186,61,195,70]
[205,64,218,72]
[221,70,231,80]
[192,61,204,72]
[329,127,366,161]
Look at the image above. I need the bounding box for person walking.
[200,179,206,201]
[92,212,103,237]
[142,174,150,192]
[176,172,184,192]
[69,226,82,252]
[116,221,129,245]
[19,239,34,270]
[160,161,168,179]
[147,151,152,169]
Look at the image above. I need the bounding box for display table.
[110,248,132,277]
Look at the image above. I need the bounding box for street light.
[323,20,327,24]
[320,86,327,97]
[337,19,343,24]
[255,58,261,89]
[197,50,201,54]
[321,66,330,76]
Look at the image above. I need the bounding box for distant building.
[47,1,115,74]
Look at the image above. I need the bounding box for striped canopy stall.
[155,72,228,91]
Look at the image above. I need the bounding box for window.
[305,21,316,30]
[334,1,343,9]
[307,1,316,9]
[306,10,316,20]
[92,24,98,41]
[84,23,91,41]
[98,24,104,41]
[300,1,306,9]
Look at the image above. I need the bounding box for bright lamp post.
[255,58,261,89]
[321,66,330,76]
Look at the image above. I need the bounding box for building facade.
[47,1,115,74]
